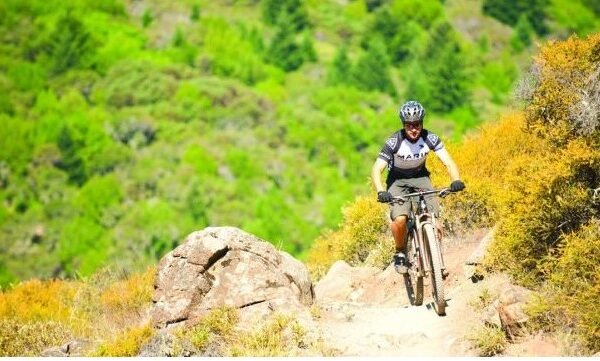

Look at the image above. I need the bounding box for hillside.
[1,0,600,288]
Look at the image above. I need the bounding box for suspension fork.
[417,214,439,276]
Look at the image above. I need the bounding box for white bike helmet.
[399,100,426,124]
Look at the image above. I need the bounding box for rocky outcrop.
[482,282,533,340]
[151,227,314,328]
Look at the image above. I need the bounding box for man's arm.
[371,158,389,193]
[434,148,460,181]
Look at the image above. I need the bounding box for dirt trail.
[314,230,488,356]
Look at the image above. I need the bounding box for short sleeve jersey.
[377,129,444,188]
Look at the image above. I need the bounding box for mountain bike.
[388,188,458,316]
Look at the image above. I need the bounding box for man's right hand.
[377,191,393,203]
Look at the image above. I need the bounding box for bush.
[93,324,154,356]
[306,196,389,279]
[523,33,600,143]
[0,279,75,322]
[198,17,274,85]
[92,60,177,107]
[538,219,600,352]
[467,324,506,356]
[0,279,76,355]
[482,0,548,35]
[99,266,154,315]
[0,318,72,356]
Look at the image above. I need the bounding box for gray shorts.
[388,177,440,220]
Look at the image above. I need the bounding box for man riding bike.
[370,100,465,274]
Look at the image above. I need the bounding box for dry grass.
[229,314,305,356]
[467,324,507,356]
[0,318,72,356]
[0,266,156,356]
[92,324,154,356]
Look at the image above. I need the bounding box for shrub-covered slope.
[1,0,599,284]
[307,32,600,352]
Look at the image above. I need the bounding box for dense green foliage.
[1,0,599,285]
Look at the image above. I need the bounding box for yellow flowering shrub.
[99,266,155,314]
[0,279,76,322]
[543,219,600,351]
[93,324,154,356]
[305,196,389,279]
[525,33,600,143]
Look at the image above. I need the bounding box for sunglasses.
[404,122,422,129]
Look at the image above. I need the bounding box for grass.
[467,323,507,356]
[468,286,495,311]
[0,318,72,356]
[0,266,157,356]
[92,324,154,356]
[229,314,304,356]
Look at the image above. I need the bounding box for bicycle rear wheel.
[404,227,423,306]
[423,223,446,315]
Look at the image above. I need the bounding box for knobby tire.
[423,223,446,316]
[405,228,424,306]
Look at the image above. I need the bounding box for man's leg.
[388,180,411,273]
[390,216,409,273]
[391,215,408,253]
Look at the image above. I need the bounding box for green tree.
[582,0,600,15]
[388,20,423,64]
[510,14,534,53]
[262,0,309,31]
[482,0,549,35]
[190,4,201,21]
[364,8,424,64]
[57,126,86,186]
[407,22,470,113]
[327,44,352,86]
[266,15,304,71]
[301,32,317,62]
[173,27,186,47]
[351,38,395,95]
[142,8,153,27]
[365,0,386,12]
[58,216,109,276]
[73,174,123,225]
[47,11,95,75]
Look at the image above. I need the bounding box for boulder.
[480,281,533,339]
[151,227,314,328]
[497,284,532,339]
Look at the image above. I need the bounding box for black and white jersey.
[377,129,444,186]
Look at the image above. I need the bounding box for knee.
[392,215,408,227]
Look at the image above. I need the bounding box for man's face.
[404,121,423,141]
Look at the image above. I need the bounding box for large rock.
[151,227,314,328]
[481,281,534,340]
[497,284,532,340]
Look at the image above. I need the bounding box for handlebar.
[389,188,456,204]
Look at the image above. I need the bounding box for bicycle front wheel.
[404,227,424,306]
[423,223,446,316]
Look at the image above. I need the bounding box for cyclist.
[370,100,465,274]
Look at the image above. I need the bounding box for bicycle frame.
[401,189,445,278]
[391,188,452,314]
